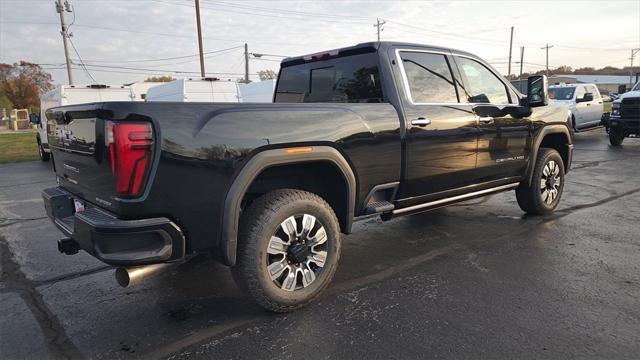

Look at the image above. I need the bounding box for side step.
[364,200,395,215]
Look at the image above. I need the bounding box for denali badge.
[496,155,525,163]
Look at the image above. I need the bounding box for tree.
[0,61,53,113]
[257,69,277,81]
[0,89,12,111]
[144,76,174,82]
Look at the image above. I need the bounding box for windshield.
[275,53,384,103]
[632,82,640,91]
[548,87,575,100]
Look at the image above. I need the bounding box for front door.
[452,56,530,182]
[573,85,589,128]
[393,49,479,201]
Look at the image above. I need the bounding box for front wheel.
[38,140,50,161]
[232,189,341,312]
[609,128,625,146]
[516,148,565,215]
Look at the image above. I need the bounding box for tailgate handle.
[478,116,494,124]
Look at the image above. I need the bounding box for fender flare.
[220,146,356,266]
[525,124,573,186]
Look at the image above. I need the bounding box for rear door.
[453,55,530,182]
[393,49,479,200]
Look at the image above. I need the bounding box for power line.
[72,45,243,64]
[153,0,371,24]
[200,0,371,21]
[69,39,98,84]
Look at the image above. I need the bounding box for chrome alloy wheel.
[266,214,328,292]
[540,160,561,205]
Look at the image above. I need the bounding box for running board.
[391,183,520,216]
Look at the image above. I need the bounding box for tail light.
[105,121,154,197]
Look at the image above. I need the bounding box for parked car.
[42,42,573,312]
[548,83,604,131]
[36,84,134,161]
[609,81,640,146]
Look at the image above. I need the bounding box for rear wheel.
[516,148,565,215]
[609,127,625,146]
[232,189,341,312]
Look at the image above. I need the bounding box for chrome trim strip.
[392,182,520,215]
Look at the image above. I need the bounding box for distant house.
[512,74,638,95]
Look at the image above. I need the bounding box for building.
[512,74,638,95]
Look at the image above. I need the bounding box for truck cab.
[609,80,640,145]
[549,83,604,131]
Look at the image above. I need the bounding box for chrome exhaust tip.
[115,263,172,288]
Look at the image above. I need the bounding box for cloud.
[1,0,638,85]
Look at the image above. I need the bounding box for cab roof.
[281,41,476,67]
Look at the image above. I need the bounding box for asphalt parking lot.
[1,128,639,359]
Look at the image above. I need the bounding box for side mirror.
[526,75,548,107]
[29,113,40,124]
[579,93,594,102]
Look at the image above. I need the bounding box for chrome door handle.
[411,118,431,127]
[478,116,494,124]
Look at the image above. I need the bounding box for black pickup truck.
[42,42,573,312]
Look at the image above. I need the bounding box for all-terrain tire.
[609,128,625,146]
[516,148,565,215]
[38,140,50,161]
[231,189,341,312]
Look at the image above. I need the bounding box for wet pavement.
[1,128,639,359]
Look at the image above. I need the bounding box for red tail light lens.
[106,121,153,197]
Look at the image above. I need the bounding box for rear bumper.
[42,187,185,266]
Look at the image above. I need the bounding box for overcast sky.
[1,0,638,85]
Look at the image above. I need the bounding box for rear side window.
[399,52,458,103]
[275,53,383,103]
[456,57,510,104]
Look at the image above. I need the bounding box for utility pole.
[244,43,250,83]
[630,48,640,89]
[194,0,205,78]
[55,0,73,85]
[519,46,525,92]
[507,26,514,79]
[374,18,386,42]
[541,43,553,77]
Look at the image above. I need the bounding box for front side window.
[399,52,458,103]
[575,86,586,100]
[586,85,600,99]
[275,53,384,103]
[456,57,510,104]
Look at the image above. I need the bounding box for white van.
[239,79,276,103]
[548,83,604,131]
[145,78,241,103]
[37,84,133,161]
[128,82,163,101]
